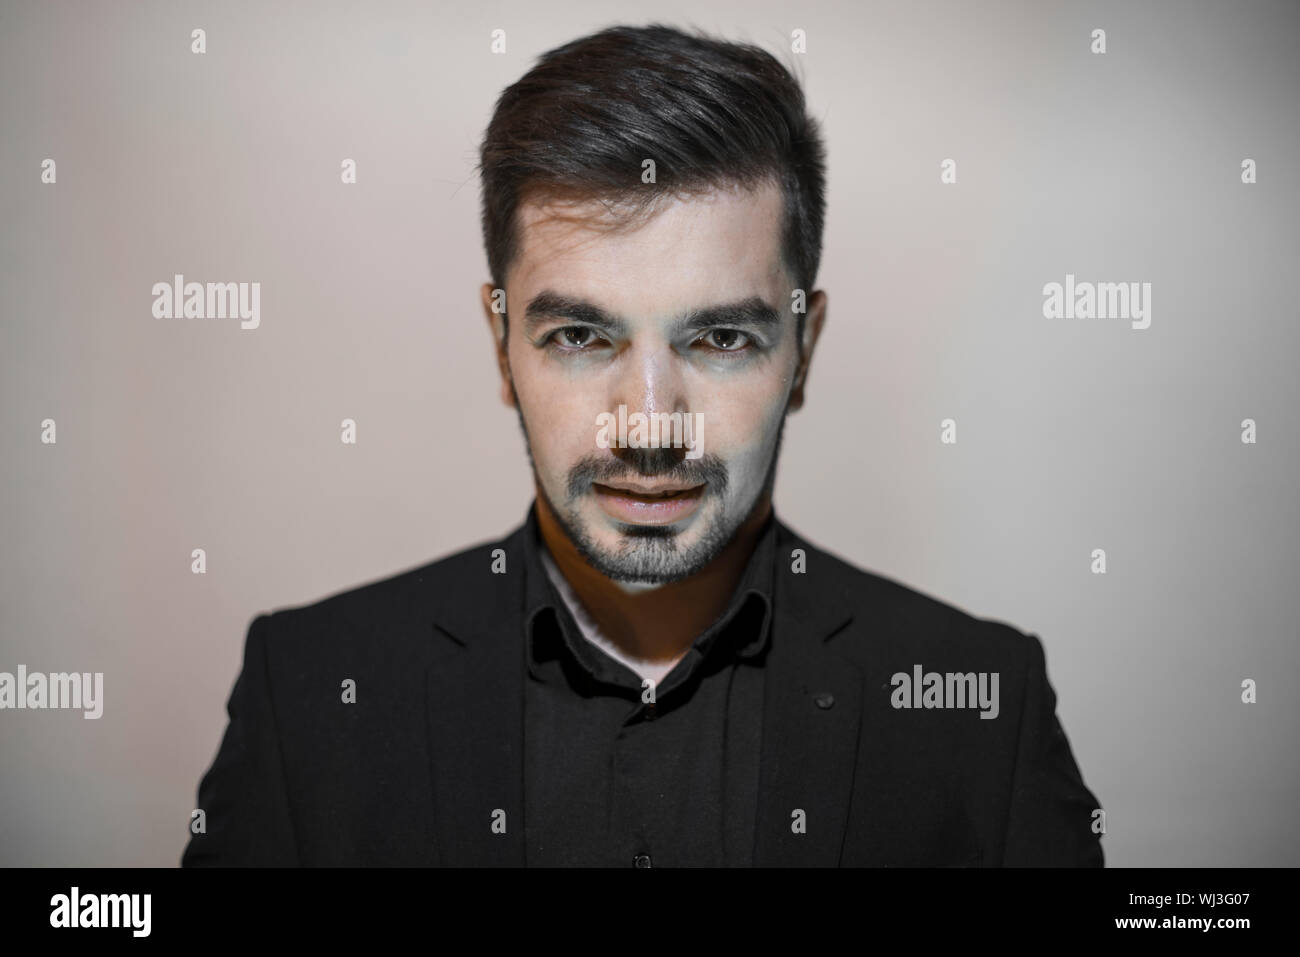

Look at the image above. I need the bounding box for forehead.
[508,180,788,316]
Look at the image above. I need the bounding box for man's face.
[482,179,824,585]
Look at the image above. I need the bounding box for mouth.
[591,481,706,525]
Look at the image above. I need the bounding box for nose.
[608,339,689,474]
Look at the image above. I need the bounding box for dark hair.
[478,23,827,333]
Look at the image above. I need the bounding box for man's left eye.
[699,329,750,352]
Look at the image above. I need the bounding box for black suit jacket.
[182,509,1104,867]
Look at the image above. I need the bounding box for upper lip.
[594,481,704,495]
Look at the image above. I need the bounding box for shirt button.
[644,703,657,721]
[633,853,652,868]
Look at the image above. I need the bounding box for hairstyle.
[477,23,827,337]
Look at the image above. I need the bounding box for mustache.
[566,448,728,501]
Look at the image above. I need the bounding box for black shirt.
[520,504,777,867]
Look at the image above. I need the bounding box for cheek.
[700,366,793,453]
[509,353,601,465]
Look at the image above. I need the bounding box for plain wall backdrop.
[1,0,1297,866]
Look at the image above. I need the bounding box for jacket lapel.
[424,525,527,867]
[753,522,862,866]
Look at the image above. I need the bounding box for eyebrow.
[522,290,782,340]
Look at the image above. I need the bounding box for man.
[182,23,1103,867]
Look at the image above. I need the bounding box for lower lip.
[592,483,705,525]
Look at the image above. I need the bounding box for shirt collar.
[521,500,778,680]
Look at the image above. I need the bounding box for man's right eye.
[546,326,603,351]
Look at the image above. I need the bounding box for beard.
[514,403,787,585]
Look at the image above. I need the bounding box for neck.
[536,492,771,666]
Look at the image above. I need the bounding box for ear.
[788,290,827,412]
[480,282,515,408]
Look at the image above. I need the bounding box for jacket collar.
[424,503,860,866]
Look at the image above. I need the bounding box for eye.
[697,329,751,353]
[545,326,605,351]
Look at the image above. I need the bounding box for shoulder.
[776,519,1044,671]
[244,520,524,661]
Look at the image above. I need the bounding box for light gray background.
[2,0,1297,866]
